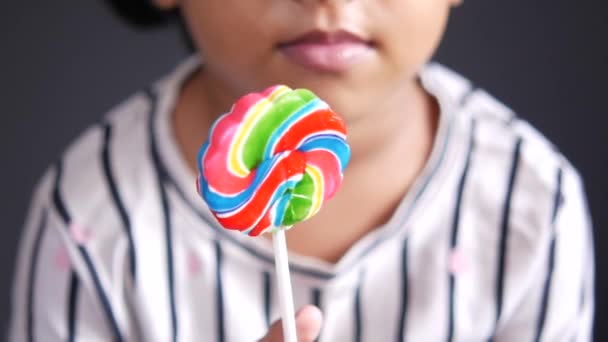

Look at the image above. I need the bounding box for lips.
[278,30,374,73]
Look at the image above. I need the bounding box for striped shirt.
[9,57,594,342]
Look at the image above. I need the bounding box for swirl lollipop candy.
[196,85,350,341]
[196,85,350,234]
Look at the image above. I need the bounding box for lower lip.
[279,42,373,73]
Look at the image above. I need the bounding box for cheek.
[181,1,273,72]
[379,1,450,70]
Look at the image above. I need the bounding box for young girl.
[9,0,594,341]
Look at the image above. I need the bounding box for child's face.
[168,0,459,120]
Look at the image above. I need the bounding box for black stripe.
[447,119,477,342]
[215,241,226,342]
[146,87,179,342]
[79,245,125,338]
[159,175,178,342]
[67,272,80,342]
[383,89,473,341]
[550,168,563,225]
[311,288,323,342]
[494,138,523,327]
[533,167,563,342]
[354,270,365,342]
[52,161,124,342]
[52,161,70,223]
[397,239,409,342]
[145,88,170,180]
[533,238,557,342]
[101,123,137,282]
[26,210,48,342]
[263,271,271,327]
[312,287,322,308]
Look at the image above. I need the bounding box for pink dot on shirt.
[70,222,92,245]
[188,250,202,276]
[54,247,71,271]
[449,249,469,275]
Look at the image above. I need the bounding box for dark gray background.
[1,0,606,340]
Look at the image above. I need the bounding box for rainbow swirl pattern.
[196,85,350,237]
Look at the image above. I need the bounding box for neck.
[345,78,437,167]
[174,67,439,263]
[172,67,230,170]
[282,79,438,263]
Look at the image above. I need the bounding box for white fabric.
[8,57,594,341]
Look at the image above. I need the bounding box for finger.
[294,305,323,341]
[260,305,323,342]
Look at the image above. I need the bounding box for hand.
[259,305,323,342]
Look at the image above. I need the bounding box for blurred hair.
[103,0,195,51]
[104,0,177,27]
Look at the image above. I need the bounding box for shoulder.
[427,64,585,238]
[431,62,580,183]
[62,91,155,211]
[29,88,160,245]
[32,57,199,243]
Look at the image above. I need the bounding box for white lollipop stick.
[272,229,297,342]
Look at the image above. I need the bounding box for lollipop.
[196,85,350,341]
[196,85,350,235]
